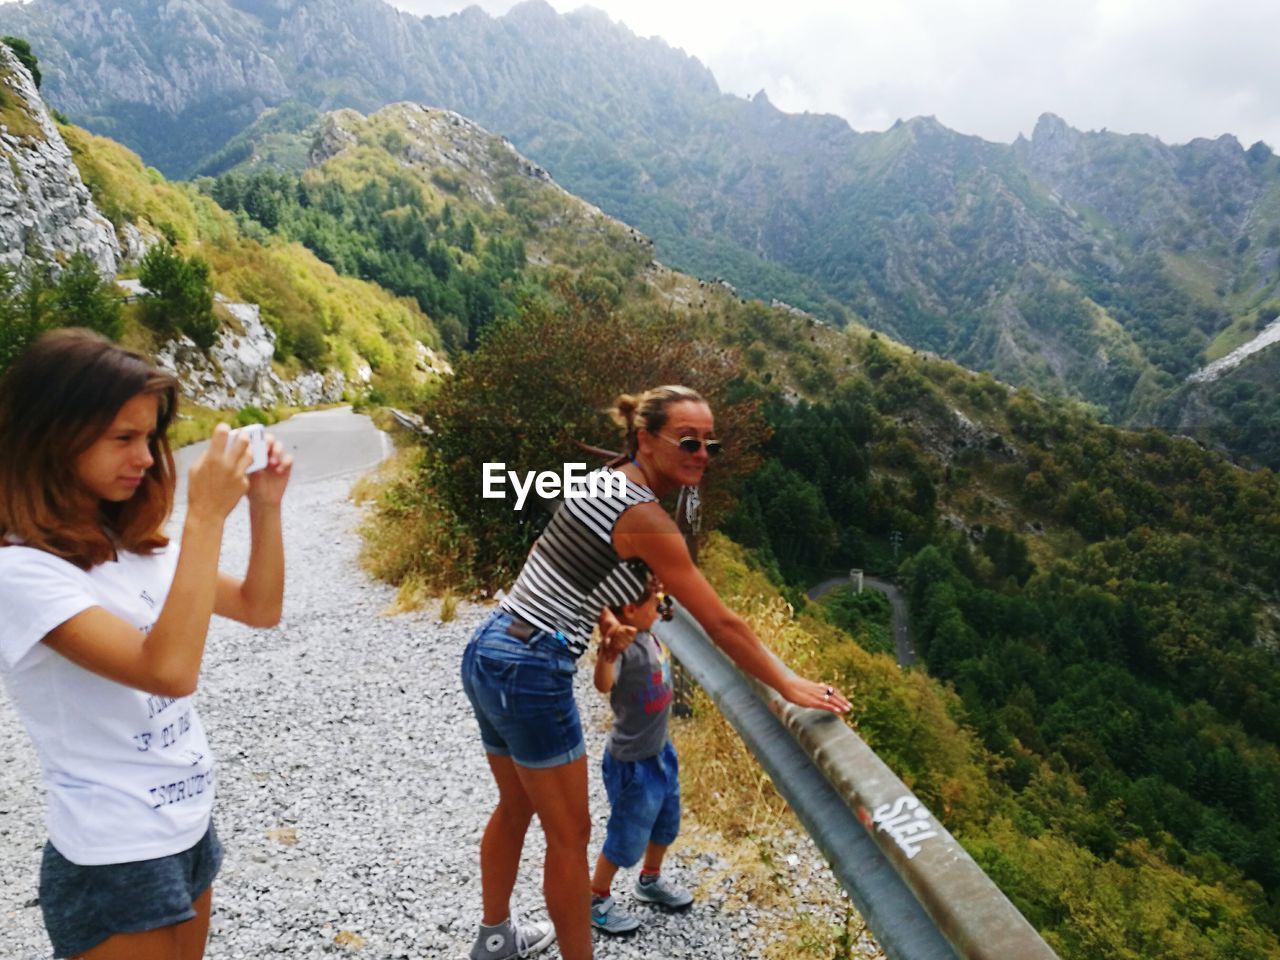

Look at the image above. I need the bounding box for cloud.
[385,0,1280,149]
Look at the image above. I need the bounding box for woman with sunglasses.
[461,384,850,960]
[0,329,292,960]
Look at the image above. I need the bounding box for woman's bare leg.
[514,755,592,960]
[479,753,537,926]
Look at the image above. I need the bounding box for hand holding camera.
[187,424,252,524]
[235,423,293,507]
[227,423,269,474]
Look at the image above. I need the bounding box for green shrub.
[2,36,40,88]
[139,242,216,349]
[234,405,270,427]
[48,252,122,340]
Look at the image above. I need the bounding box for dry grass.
[353,446,430,581]
[378,560,462,618]
[356,447,477,613]
[673,698,790,842]
[347,458,393,506]
[383,571,429,615]
[332,930,365,950]
[671,745,882,959]
[0,66,45,141]
[439,588,458,622]
[667,533,883,958]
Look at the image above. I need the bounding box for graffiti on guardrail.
[867,795,939,860]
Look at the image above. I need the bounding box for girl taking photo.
[0,328,292,959]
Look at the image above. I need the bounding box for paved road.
[807,575,916,667]
[175,406,392,499]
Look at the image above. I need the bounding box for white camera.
[228,423,269,474]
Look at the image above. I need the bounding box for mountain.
[7,30,1280,952]
[3,0,1280,464]
[1158,320,1280,468]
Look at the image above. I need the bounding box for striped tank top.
[500,467,656,658]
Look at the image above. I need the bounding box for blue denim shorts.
[39,820,223,958]
[601,741,682,868]
[461,609,585,769]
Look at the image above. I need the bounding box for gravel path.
[0,456,866,958]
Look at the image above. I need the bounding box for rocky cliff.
[155,297,347,409]
[0,41,117,275]
[0,44,360,412]
[0,0,290,174]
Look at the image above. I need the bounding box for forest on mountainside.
[206,169,528,354]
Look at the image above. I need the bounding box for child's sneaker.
[468,913,555,960]
[591,895,641,935]
[633,873,693,910]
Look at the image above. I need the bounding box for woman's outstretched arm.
[614,502,851,714]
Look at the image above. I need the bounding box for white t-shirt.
[0,542,215,865]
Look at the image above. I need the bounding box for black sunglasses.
[656,433,723,456]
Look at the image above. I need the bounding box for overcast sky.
[387,0,1280,150]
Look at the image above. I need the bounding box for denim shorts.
[40,820,223,958]
[601,741,681,868]
[461,609,585,769]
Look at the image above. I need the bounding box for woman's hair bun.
[611,393,639,428]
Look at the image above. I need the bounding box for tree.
[1,257,123,374]
[0,266,44,374]
[242,179,281,231]
[48,253,122,340]
[139,242,216,349]
[419,283,763,584]
[731,459,837,580]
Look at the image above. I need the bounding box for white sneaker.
[633,873,693,910]
[591,895,642,935]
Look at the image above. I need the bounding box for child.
[589,579,693,935]
[0,329,292,959]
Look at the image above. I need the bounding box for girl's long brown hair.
[0,329,180,568]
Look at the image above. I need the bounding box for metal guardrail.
[387,407,431,437]
[659,603,1059,960]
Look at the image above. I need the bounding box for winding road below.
[807,574,916,667]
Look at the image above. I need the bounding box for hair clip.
[656,592,674,622]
